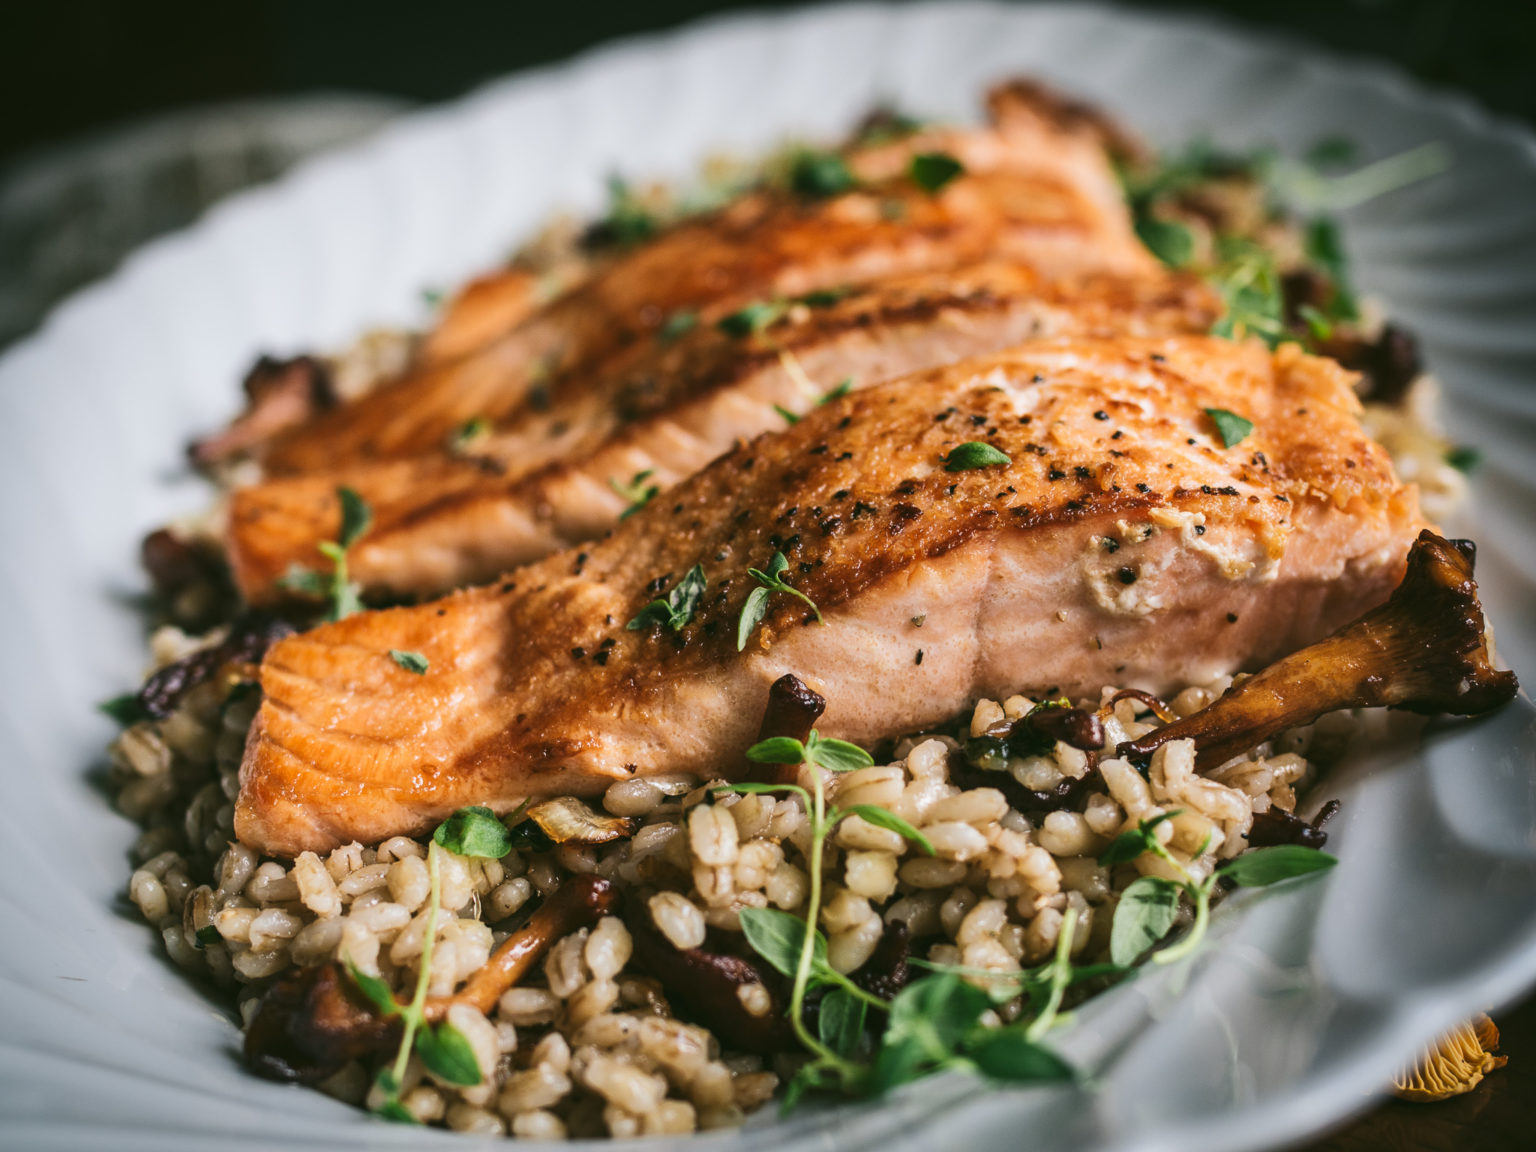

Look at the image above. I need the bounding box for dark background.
[0,0,1532,166]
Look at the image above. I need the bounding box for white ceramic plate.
[2,4,1533,1150]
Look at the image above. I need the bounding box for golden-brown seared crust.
[227,266,1219,602]
[258,90,1154,476]
[237,335,1423,856]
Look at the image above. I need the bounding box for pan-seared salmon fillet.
[228,266,1218,602]
[236,335,1426,856]
[257,83,1156,475]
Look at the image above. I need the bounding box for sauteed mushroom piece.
[1120,532,1519,770]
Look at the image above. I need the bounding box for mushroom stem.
[427,874,614,1019]
[1120,531,1519,769]
[744,673,826,785]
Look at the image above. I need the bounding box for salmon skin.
[256,82,1155,476]
[228,266,1218,603]
[236,335,1425,857]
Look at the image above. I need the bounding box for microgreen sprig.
[609,469,661,521]
[277,485,372,621]
[627,564,707,632]
[718,733,1077,1108]
[737,552,823,650]
[1104,812,1338,968]
[348,806,518,1122]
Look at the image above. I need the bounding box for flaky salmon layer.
[257,82,1155,475]
[228,266,1218,602]
[236,335,1425,857]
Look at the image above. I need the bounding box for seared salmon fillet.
[236,335,1425,856]
[228,266,1219,602]
[257,83,1155,475]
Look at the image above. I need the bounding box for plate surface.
[2,4,1534,1150]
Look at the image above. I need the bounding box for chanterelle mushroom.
[1120,531,1519,769]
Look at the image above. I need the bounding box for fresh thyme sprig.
[737,552,823,651]
[609,470,661,521]
[1103,812,1338,967]
[277,485,372,620]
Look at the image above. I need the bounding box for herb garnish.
[1203,408,1254,448]
[658,309,698,344]
[1134,216,1195,269]
[389,649,429,675]
[627,564,707,633]
[1445,446,1481,474]
[592,175,657,248]
[942,442,1011,471]
[277,486,372,620]
[737,552,823,650]
[718,300,789,337]
[433,805,515,859]
[790,151,858,198]
[1104,812,1337,967]
[448,417,492,457]
[909,152,965,193]
[776,376,855,426]
[349,831,483,1120]
[716,735,1076,1107]
[1208,238,1286,346]
[99,693,148,726]
[609,469,661,520]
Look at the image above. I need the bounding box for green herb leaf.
[658,309,697,343]
[370,1068,417,1123]
[820,377,853,404]
[389,650,429,674]
[738,551,823,649]
[737,585,772,651]
[346,960,400,1017]
[415,1021,482,1086]
[797,287,851,308]
[276,564,328,598]
[738,906,828,980]
[774,404,801,426]
[1209,239,1286,346]
[1297,303,1334,342]
[99,693,147,726]
[594,176,657,248]
[1097,811,1177,867]
[962,1029,1075,1083]
[1109,875,1183,966]
[1303,218,1359,322]
[1135,216,1195,269]
[432,806,514,859]
[1218,845,1337,887]
[841,805,934,855]
[609,469,661,521]
[626,564,707,632]
[909,152,965,194]
[448,417,491,456]
[1306,136,1358,170]
[1204,407,1254,448]
[805,730,875,772]
[336,486,372,549]
[942,441,1011,472]
[1445,445,1481,473]
[818,987,868,1059]
[790,151,857,198]
[745,736,809,764]
[718,299,788,337]
[870,971,990,1092]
